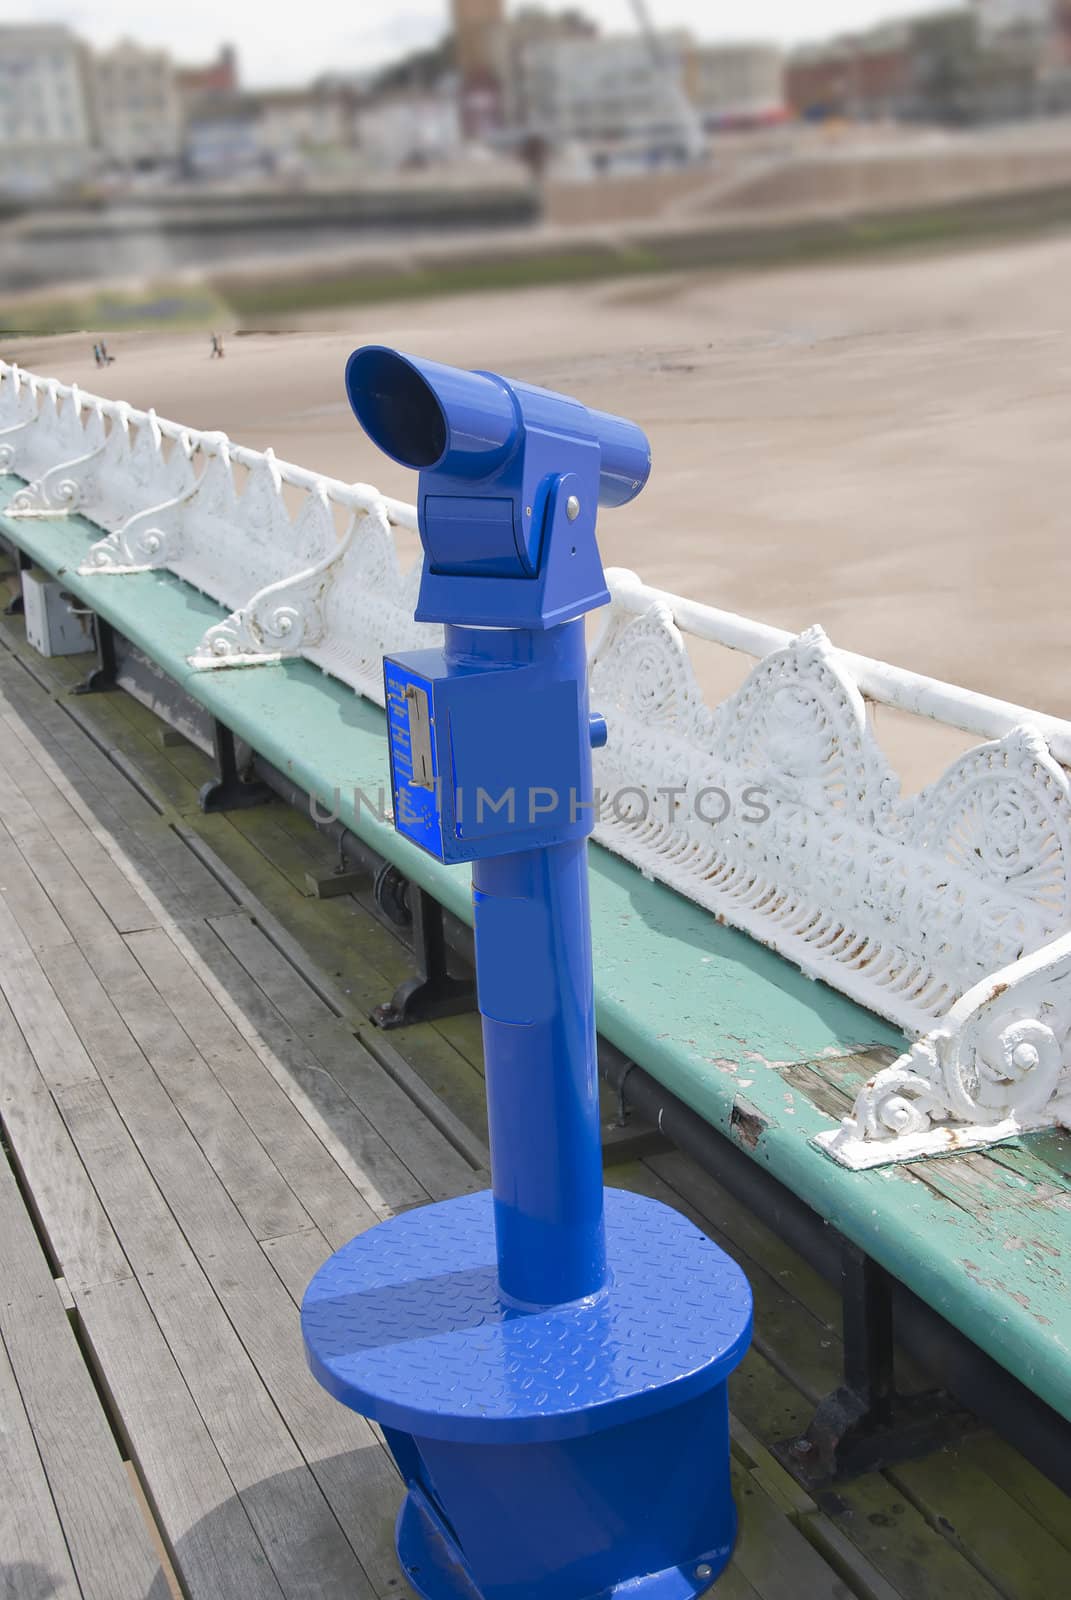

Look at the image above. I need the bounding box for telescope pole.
[453,616,609,1310]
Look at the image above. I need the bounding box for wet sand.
[10,232,1071,788]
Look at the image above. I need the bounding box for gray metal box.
[22,568,95,657]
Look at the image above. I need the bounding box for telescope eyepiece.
[346,346,518,478]
[345,347,448,470]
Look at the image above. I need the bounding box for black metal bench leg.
[72,617,119,694]
[372,884,475,1029]
[4,549,32,616]
[773,1240,976,1488]
[199,720,273,813]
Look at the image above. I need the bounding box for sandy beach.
[8,230,1070,787]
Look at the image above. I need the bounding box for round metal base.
[396,1487,735,1600]
[303,1188,751,1443]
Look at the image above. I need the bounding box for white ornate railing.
[592,574,1071,1167]
[0,360,418,623]
[3,357,1069,1168]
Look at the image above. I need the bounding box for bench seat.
[3,470,1070,1432]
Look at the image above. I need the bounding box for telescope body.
[303,349,752,1600]
[345,346,650,629]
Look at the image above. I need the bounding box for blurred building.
[515,30,695,150]
[496,6,597,132]
[356,88,463,171]
[971,1,1071,92]
[90,40,182,169]
[254,89,352,169]
[183,97,261,178]
[786,24,912,121]
[182,85,359,178]
[690,43,786,129]
[971,0,1052,39]
[0,24,94,192]
[452,0,505,133]
[176,44,239,103]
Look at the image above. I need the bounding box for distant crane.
[627,0,707,160]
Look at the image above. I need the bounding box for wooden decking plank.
[888,1453,1071,1597]
[372,1016,490,1145]
[830,1476,1006,1600]
[119,817,239,919]
[76,1273,290,1600]
[24,938,406,1595]
[431,1010,489,1075]
[0,834,75,954]
[103,815,232,924]
[730,1461,850,1600]
[124,926,384,1246]
[0,1325,82,1600]
[13,699,165,827]
[963,1434,1071,1554]
[0,762,52,842]
[187,812,491,1151]
[355,1028,490,1175]
[0,1151,162,1599]
[11,829,144,990]
[0,710,165,933]
[207,911,481,1202]
[89,710,205,814]
[0,943,98,1095]
[261,1227,333,1303]
[169,919,428,1221]
[188,815,404,1012]
[2,725,91,838]
[52,989,408,1598]
[0,996,130,1295]
[228,804,333,894]
[54,1075,379,1600]
[0,702,147,854]
[43,942,312,1245]
[51,821,161,934]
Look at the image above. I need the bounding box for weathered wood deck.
[0,589,1068,1600]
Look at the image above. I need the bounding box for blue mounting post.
[302,348,753,1600]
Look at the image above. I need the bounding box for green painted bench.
[2,468,1069,1489]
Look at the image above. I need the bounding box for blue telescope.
[303,349,752,1600]
[343,346,651,627]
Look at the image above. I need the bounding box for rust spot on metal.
[730,1096,768,1151]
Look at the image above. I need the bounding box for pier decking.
[0,594,1068,1600]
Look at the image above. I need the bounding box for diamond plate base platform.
[303,1189,752,1600]
[302,1187,752,1443]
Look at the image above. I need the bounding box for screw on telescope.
[565,494,581,522]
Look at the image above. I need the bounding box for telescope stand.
[304,347,752,1600]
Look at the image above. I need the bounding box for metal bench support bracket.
[774,1240,976,1488]
[199,720,273,813]
[372,881,475,1029]
[72,616,119,695]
